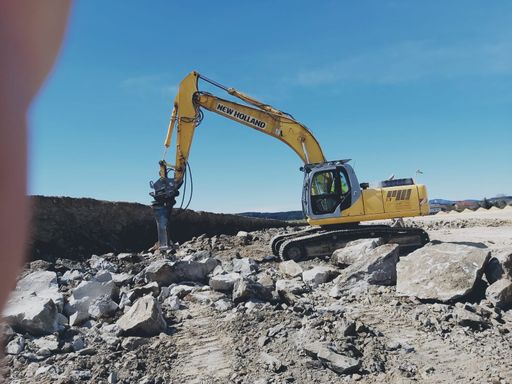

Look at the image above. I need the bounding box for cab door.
[304,166,349,220]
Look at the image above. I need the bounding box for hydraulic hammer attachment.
[149,161,179,250]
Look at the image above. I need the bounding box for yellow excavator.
[150,71,430,260]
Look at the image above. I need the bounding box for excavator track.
[270,227,321,256]
[277,225,430,261]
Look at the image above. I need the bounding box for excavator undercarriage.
[271,224,430,261]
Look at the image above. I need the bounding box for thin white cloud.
[121,74,177,96]
[294,40,512,86]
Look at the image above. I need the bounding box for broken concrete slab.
[331,238,384,268]
[143,260,174,286]
[116,295,167,337]
[88,295,118,319]
[275,279,309,295]
[209,273,241,292]
[304,342,360,374]
[3,295,59,335]
[128,282,160,301]
[232,258,259,276]
[214,298,232,312]
[61,270,83,283]
[163,296,181,310]
[486,278,512,310]
[275,279,309,305]
[66,297,90,326]
[67,278,118,325]
[453,307,488,330]
[256,272,275,290]
[33,335,60,353]
[279,260,303,278]
[232,278,272,303]
[11,270,63,311]
[144,258,219,286]
[302,266,339,287]
[111,272,133,286]
[121,336,151,351]
[5,335,25,355]
[396,242,490,302]
[260,352,284,372]
[71,279,117,302]
[89,254,117,273]
[169,285,195,298]
[317,347,361,375]
[336,243,400,288]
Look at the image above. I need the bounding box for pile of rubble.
[2,228,512,383]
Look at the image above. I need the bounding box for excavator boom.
[162,71,325,187]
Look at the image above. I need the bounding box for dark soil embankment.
[29,196,290,261]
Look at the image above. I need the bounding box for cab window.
[310,168,351,215]
[311,170,338,214]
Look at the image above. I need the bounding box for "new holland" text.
[216,103,266,129]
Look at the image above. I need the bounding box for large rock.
[486,278,512,309]
[5,335,25,355]
[11,271,63,310]
[116,295,167,336]
[232,258,259,276]
[143,260,174,286]
[331,238,384,268]
[453,307,488,330]
[71,279,117,301]
[302,266,339,287]
[209,273,241,292]
[304,342,360,374]
[88,295,118,319]
[279,260,303,278]
[275,279,309,305]
[336,244,399,288]
[232,278,272,303]
[3,296,59,335]
[396,242,490,302]
[3,271,63,335]
[144,258,219,286]
[485,250,512,284]
[89,254,117,272]
[275,279,309,295]
[67,277,118,325]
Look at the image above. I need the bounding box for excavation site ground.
[2,198,512,383]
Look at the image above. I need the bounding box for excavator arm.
[161,71,326,187]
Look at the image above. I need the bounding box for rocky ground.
[2,208,512,383]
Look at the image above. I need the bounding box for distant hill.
[238,211,304,221]
[489,195,512,203]
[430,196,512,205]
[429,199,454,205]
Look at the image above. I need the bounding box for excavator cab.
[302,160,362,221]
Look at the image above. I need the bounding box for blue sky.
[30,1,512,213]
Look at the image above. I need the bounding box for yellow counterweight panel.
[382,185,420,214]
[361,188,385,215]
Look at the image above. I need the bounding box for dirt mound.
[29,196,291,262]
